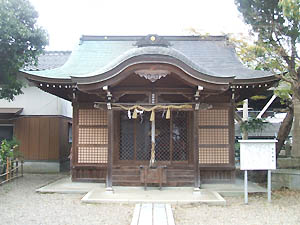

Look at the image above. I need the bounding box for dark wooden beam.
[112,87,195,94]
[71,103,79,181]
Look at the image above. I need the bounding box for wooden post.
[244,170,248,204]
[268,170,272,202]
[193,111,200,190]
[6,157,9,181]
[6,158,10,181]
[71,103,79,181]
[16,160,19,177]
[150,119,156,167]
[106,110,114,192]
[11,159,14,178]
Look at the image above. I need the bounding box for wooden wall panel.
[19,118,27,158]
[29,118,40,160]
[51,117,60,160]
[14,116,71,161]
[39,117,50,160]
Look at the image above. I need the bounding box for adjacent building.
[0,51,72,172]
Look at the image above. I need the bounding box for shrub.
[0,137,21,164]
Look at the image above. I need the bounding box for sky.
[29,0,250,51]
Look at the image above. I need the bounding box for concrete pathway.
[131,203,175,225]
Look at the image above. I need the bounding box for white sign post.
[239,139,277,204]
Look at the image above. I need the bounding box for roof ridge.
[80,35,227,42]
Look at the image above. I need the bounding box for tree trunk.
[242,130,248,140]
[276,107,294,156]
[292,99,300,157]
[242,99,248,140]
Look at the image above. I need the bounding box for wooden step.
[167,171,194,176]
[112,169,140,176]
[113,175,140,181]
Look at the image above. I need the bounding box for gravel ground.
[0,174,133,225]
[1,174,300,225]
[174,190,300,225]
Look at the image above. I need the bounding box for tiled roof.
[23,51,71,71]
[23,35,272,81]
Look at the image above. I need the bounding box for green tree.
[0,0,48,101]
[231,35,294,155]
[235,0,300,157]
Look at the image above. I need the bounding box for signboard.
[239,140,277,170]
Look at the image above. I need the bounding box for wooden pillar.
[193,111,200,189]
[106,109,114,191]
[71,103,78,181]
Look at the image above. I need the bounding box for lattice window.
[155,114,170,161]
[78,109,107,126]
[199,109,228,126]
[120,113,135,160]
[172,112,188,161]
[119,111,189,162]
[136,115,151,160]
[77,108,108,164]
[78,128,108,145]
[198,108,231,164]
[199,147,229,164]
[78,147,108,163]
[199,128,228,145]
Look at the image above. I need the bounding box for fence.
[0,158,24,186]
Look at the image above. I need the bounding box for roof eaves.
[23,72,73,84]
[232,75,279,85]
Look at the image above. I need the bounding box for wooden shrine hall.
[24,34,278,189]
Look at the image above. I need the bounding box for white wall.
[0,78,72,118]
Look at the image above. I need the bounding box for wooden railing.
[0,158,24,186]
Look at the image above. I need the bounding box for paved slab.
[81,186,226,205]
[201,179,267,197]
[36,177,101,194]
[131,203,175,225]
[36,176,266,201]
